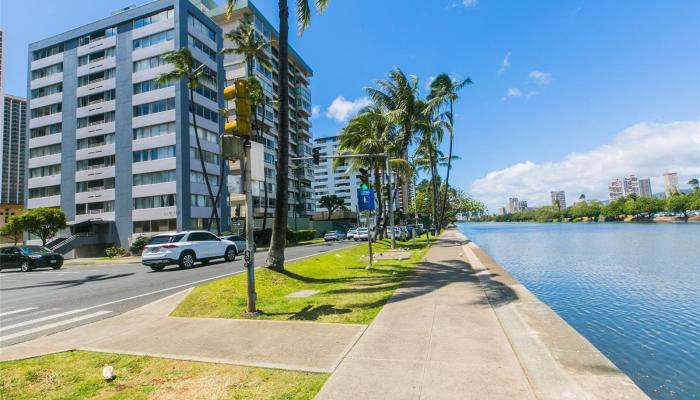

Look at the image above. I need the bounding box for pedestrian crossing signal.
[358,168,370,190]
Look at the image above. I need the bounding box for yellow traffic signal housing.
[223,81,252,137]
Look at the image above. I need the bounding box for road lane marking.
[0,311,112,342]
[0,308,100,332]
[0,307,38,317]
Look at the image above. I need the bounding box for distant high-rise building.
[519,200,528,210]
[574,194,586,205]
[663,173,679,197]
[550,191,566,209]
[496,207,506,216]
[507,197,520,213]
[1,95,27,204]
[638,178,652,198]
[609,179,624,201]
[623,174,640,196]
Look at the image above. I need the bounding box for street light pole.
[385,153,396,249]
[243,139,257,315]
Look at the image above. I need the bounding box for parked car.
[355,228,370,241]
[141,231,238,271]
[219,235,256,254]
[346,228,358,240]
[324,230,345,241]
[386,226,409,240]
[0,245,63,272]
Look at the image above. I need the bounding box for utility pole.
[243,139,257,315]
[385,153,396,249]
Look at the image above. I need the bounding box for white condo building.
[550,190,566,209]
[609,179,624,201]
[312,135,362,211]
[663,172,679,197]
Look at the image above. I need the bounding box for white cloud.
[447,0,478,9]
[425,75,436,91]
[529,70,552,85]
[469,121,700,211]
[498,52,511,75]
[325,96,371,123]
[501,87,522,101]
[311,105,321,119]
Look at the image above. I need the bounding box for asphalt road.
[0,240,356,347]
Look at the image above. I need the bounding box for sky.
[2,0,699,211]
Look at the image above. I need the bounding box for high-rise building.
[519,200,528,210]
[1,95,27,204]
[638,178,652,198]
[550,190,566,209]
[496,207,506,216]
[26,0,227,253]
[1,28,5,141]
[311,135,362,211]
[205,0,316,218]
[507,197,520,214]
[663,173,679,197]
[623,174,639,196]
[608,179,624,201]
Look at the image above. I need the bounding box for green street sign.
[222,136,244,160]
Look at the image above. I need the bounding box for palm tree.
[427,74,472,229]
[337,105,398,238]
[689,178,699,191]
[222,19,273,77]
[415,101,448,235]
[227,0,331,270]
[156,49,220,233]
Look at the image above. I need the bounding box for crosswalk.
[0,306,111,344]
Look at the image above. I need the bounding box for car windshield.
[149,234,184,245]
[19,246,51,255]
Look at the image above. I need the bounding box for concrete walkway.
[0,289,365,373]
[317,228,648,400]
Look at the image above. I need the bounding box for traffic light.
[358,168,370,190]
[312,147,321,165]
[223,80,252,137]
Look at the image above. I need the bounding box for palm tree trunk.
[190,86,220,234]
[427,137,439,236]
[438,100,454,229]
[266,0,290,270]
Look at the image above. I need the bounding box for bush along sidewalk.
[171,237,429,324]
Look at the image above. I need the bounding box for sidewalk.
[0,289,365,373]
[316,228,648,400]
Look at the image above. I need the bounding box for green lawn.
[172,238,428,324]
[0,351,327,400]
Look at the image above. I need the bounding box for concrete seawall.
[457,230,649,399]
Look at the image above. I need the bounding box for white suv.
[141,231,238,271]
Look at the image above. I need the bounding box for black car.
[0,245,64,272]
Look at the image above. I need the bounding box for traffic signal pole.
[291,152,396,250]
[244,139,257,315]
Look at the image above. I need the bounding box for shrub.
[254,228,272,245]
[295,230,316,241]
[129,236,150,255]
[105,246,127,259]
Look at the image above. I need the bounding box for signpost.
[358,188,376,268]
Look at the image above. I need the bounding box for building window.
[264,153,275,165]
[77,47,115,66]
[78,27,117,46]
[77,112,115,128]
[76,155,115,171]
[133,122,176,140]
[133,170,177,186]
[134,194,176,209]
[133,55,167,72]
[188,13,216,41]
[133,219,176,233]
[190,171,219,186]
[77,68,115,87]
[190,125,219,144]
[30,123,61,138]
[194,84,217,102]
[77,133,115,149]
[133,98,175,117]
[78,90,116,107]
[31,83,62,99]
[133,8,174,29]
[76,201,115,215]
[29,164,61,178]
[190,147,219,165]
[30,103,62,119]
[133,79,172,94]
[29,143,61,158]
[187,35,217,61]
[133,29,174,49]
[191,194,212,207]
[32,44,64,61]
[28,185,61,199]
[76,178,115,193]
[193,103,218,123]
[133,146,176,162]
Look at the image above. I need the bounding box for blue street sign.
[358,188,375,211]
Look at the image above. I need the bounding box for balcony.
[77,35,116,57]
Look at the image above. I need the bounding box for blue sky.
[2,0,699,210]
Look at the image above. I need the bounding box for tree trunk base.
[265,254,285,270]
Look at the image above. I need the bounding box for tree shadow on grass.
[261,304,352,321]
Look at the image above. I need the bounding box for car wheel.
[179,252,195,269]
[150,265,166,272]
[52,264,62,270]
[224,246,237,262]
[20,261,31,272]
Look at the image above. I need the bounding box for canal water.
[456,222,700,400]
